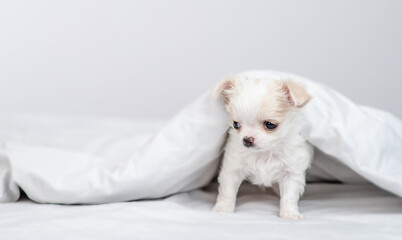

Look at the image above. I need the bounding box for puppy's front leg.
[213,168,243,213]
[278,174,305,220]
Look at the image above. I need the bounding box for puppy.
[212,76,313,220]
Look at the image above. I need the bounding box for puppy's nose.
[243,137,254,147]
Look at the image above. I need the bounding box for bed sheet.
[1,183,401,240]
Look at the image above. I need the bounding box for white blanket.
[0,70,401,204]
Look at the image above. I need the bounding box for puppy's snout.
[243,137,254,147]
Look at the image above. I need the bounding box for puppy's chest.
[241,153,287,186]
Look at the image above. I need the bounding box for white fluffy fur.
[212,76,313,220]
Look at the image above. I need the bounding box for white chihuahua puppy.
[212,76,313,220]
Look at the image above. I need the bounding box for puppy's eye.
[233,121,241,129]
[264,121,277,130]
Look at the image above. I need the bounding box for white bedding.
[0,70,401,239]
[1,70,401,204]
[1,183,401,240]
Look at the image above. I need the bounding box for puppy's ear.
[282,80,311,108]
[212,77,237,104]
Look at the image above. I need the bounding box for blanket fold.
[1,71,401,203]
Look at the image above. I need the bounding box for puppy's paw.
[279,210,304,220]
[212,203,235,213]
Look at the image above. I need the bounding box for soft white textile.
[0,183,401,240]
[0,70,401,204]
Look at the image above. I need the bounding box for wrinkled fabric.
[0,70,401,204]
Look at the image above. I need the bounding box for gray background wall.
[0,0,401,118]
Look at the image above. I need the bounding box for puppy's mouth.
[241,144,264,152]
[240,143,273,153]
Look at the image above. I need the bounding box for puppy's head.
[213,76,311,151]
